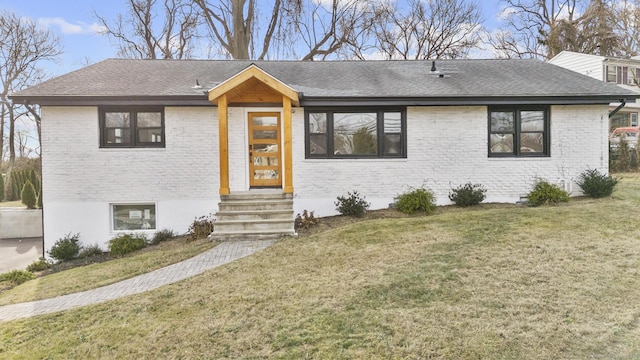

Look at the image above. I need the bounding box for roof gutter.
[609,100,627,118]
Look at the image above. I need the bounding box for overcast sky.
[1,0,504,77]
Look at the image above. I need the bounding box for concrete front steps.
[209,191,296,241]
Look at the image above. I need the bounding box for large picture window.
[489,106,549,157]
[305,109,406,158]
[100,107,164,148]
[112,203,156,231]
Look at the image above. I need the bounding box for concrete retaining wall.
[0,209,43,239]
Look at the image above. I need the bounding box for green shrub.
[295,210,319,230]
[48,233,81,262]
[37,184,43,208]
[26,257,52,272]
[576,168,619,198]
[188,214,215,241]
[335,191,370,217]
[449,182,486,207]
[108,233,148,256]
[0,173,4,202]
[613,139,631,172]
[0,270,35,285]
[21,180,37,209]
[78,244,104,258]
[150,229,176,245]
[395,187,436,214]
[527,180,570,206]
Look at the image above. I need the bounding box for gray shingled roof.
[10,58,639,106]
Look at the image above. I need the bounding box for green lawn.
[2,175,640,359]
[0,237,217,305]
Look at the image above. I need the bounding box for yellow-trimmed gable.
[208,64,299,106]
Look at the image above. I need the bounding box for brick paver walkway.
[0,240,273,322]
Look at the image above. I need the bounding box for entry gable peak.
[208,63,299,106]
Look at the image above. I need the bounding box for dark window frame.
[111,203,157,231]
[488,106,550,158]
[304,108,407,159]
[99,106,165,148]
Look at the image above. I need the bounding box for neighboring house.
[549,51,640,131]
[9,59,639,251]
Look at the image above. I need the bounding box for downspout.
[609,99,627,118]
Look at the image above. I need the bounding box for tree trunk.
[231,0,251,59]
[5,106,15,200]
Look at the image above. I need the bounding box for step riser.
[221,193,293,201]
[219,203,293,211]
[209,232,296,241]
[217,212,293,221]
[215,222,294,232]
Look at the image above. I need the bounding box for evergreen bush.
[449,182,487,207]
[4,173,15,201]
[335,191,370,217]
[108,233,147,256]
[576,168,618,198]
[26,257,52,272]
[527,180,570,206]
[21,180,37,209]
[396,187,436,214]
[37,186,43,208]
[0,174,4,202]
[48,233,81,262]
[29,169,40,196]
[78,244,104,258]
[613,139,631,172]
[150,229,175,245]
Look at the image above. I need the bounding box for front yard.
[2,175,640,358]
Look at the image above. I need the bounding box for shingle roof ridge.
[97,57,544,63]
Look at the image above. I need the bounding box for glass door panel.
[248,113,282,187]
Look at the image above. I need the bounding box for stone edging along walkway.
[0,240,274,322]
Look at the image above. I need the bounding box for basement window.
[112,203,156,231]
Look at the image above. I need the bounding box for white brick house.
[10,59,638,251]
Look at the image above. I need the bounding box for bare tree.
[490,0,621,59]
[490,0,585,59]
[577,0,620,56]
[193,0,273,59]
[615,0,640,57]
[284,0,378,60]
[370,0,482,60]
[193,0,376,60]
[96,0,200,59]
[0,12,61,200]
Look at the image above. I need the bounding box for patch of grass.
[0,270,35,286]
[0,236,216,306]
[2,175,640,358]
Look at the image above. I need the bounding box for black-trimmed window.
[305,109,406,158]
[489,106,549,157]
[112,203,156,231]
[100,107,165,148]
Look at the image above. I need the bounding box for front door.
[248,112,282,187]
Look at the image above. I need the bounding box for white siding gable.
[549,51,604,81]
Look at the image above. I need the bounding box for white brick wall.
[41,106,220,250]
[292,105,610,216]
[40,103,609,249]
